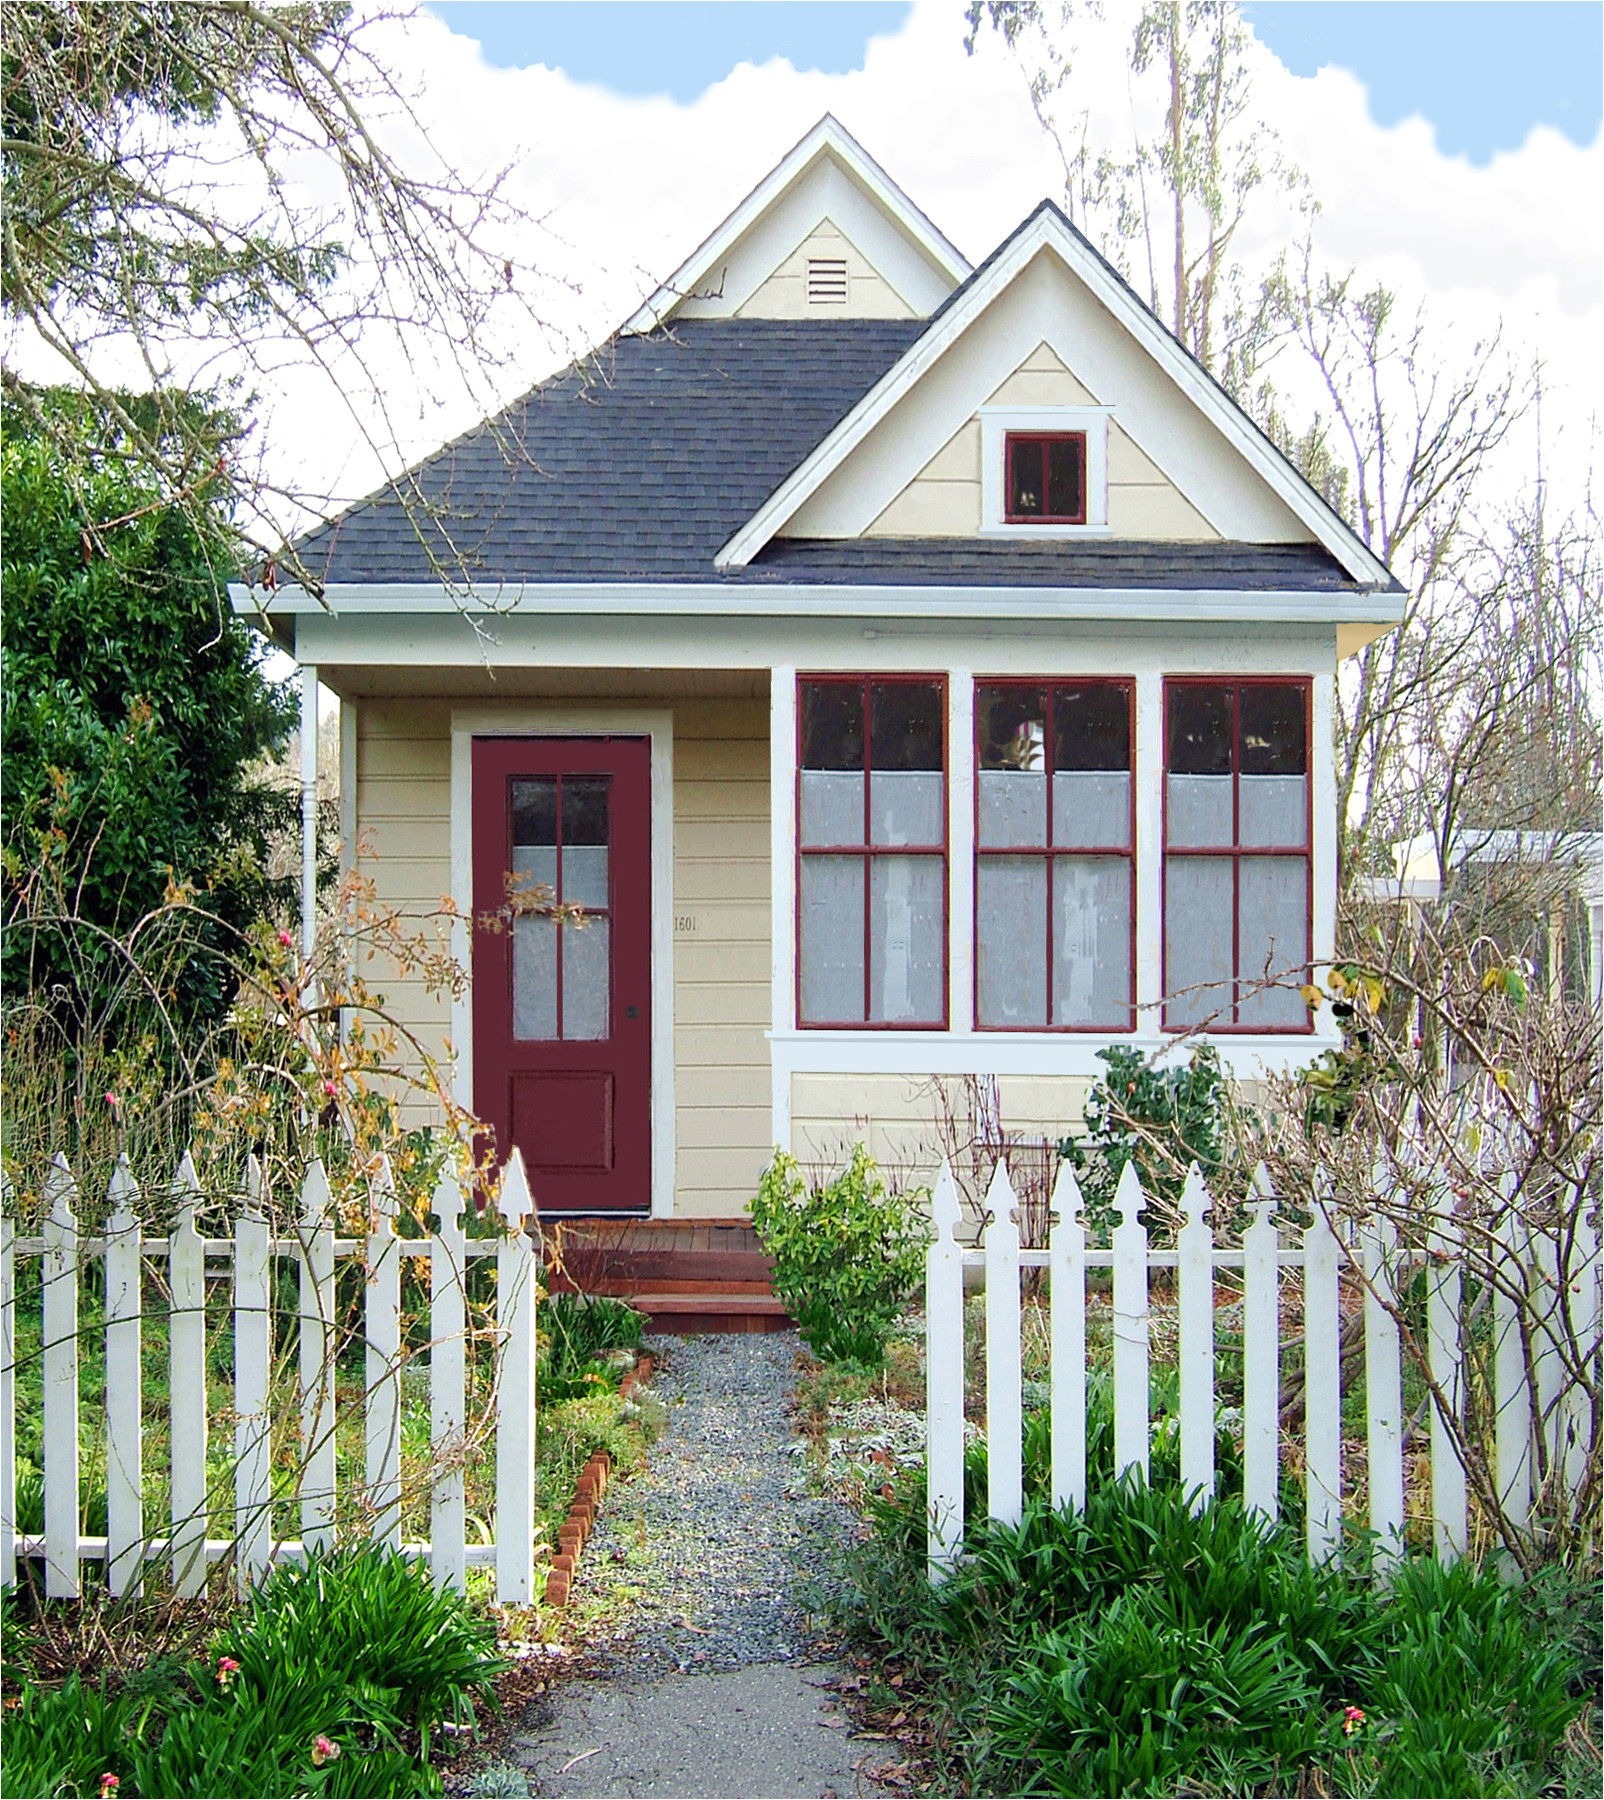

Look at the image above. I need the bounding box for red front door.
[472,737,651,1214]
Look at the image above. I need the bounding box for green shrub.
[0,1673,141,1799]
[750,1144,929,1365]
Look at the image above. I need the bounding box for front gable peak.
[623,115,971,333]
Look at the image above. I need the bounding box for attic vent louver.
[807,258,849,305]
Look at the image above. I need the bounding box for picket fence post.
[1560,1206,1600,1499]
[1427,1205,1467,1561]
[1242,1167,1280,1520]
[1111,1160,1149,1481]
[1302,1192,1343,1563]
[366,1157,403,1551]
[983,1163,1023,1528]
[234,1159,273,1593]
[42,1154,80,1599]
[1048,1160,1087,1513]
[430,1163,468,1594]
[495,1150,537,1603]
[1,1199,15,1592]
[1175,1165,1214,1511]
[169,1154,208,1596]
[298,1160,337,1553]
[1361,1206,1405,1568]
[925,1160,965,1581]
[1492,1176,1532,1533]
[105,1156,144,1596]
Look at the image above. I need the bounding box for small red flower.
[104,1091,121,1109]
[216,1654,240,1691]
[278,929,294,948]
[323,1079,338,1096]
[311,1735,342,1766]
[99,1776,119,1799]
[1342,1704,1367,1736]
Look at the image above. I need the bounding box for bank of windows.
[975,681,1135,1030]
[795,675,1314,1033]
[1163,679,1312,1032]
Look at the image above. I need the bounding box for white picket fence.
[925,1156,1601,1581]
[0,1148,539,1602]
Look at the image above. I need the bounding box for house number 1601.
[675,915,697,933]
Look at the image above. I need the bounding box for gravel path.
[563,1330,854,1675]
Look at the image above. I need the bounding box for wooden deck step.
[630,1292,793,1335]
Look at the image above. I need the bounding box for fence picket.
[234,1160,273,1592]
[298,1161,337,1552]
[42,1154,80,1598]
[1530,1226,1564,1498]
[1176,1166,1214,1511]
[927,1160,967,1579]
[1111,1160,1149,1480]
[1302,1196,1342,1562]
[1049,1161,1087,1513]
[1361,1211,1405,1567]
[1427,1208,1467,1561]
[169,1154,208,1595]
[1,1202,15,1591]
[430,1165,468,1593]
[105,1157,144,1596]
[1492,1180,1531,1534]
[1560,1207,1599,1499]
[983,1163,1023,1528]
[495,1150,537,1603]
[1242,1167,1281,1520]
[366,1158,403,1550]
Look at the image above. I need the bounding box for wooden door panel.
[472,737,650,1214]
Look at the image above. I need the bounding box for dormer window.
[1005,432,1087,524]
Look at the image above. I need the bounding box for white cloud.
[241,0,1604,526]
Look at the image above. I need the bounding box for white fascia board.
[621,115,970,336]
[716,210,1396,591]
[231,579,1405,628]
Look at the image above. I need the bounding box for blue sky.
[425,1,1601,162]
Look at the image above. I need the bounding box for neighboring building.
[237,118,1404,1220]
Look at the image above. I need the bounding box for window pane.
[800,681,863,771]
[977,684,1047,847]
[1240,685,1306,775]
[870,681,943,770]
[870,772,943,846]
[977,857,1047,1026]
[512,915,558,1040]
[1167,775,1233,847]
[1008,439,1043,516]
[1237,857,1308,1028]
[510,842,557,897]
[562,918,611,1039]
[870,856,944,1023]
[1165,856,1234,1029]
[800,770,864,846]
[1240,776,1307,847]
[1054,857,1132,1026]
[1053,684,1130,772]
[511,776,558,845]
[800,856,864,1023]
[1168,685,1233,775]
[1046,436,1084,518]
[1054,771,1131,849]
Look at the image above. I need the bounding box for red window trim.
[973,678,1136,1033]
[1003,431,1088,525]
[1161,676,1314,1035]
[796,674,950,1030]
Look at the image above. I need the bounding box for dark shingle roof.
[295,320,924,584]
[732,538,1374,590]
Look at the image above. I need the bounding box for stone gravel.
[562,1330,856,1678]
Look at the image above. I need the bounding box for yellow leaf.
[1493,1068,1511,1092]
[1482,969,1501,992]
[1299,984,1324,1010]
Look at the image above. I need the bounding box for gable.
[627,117,967,331]
[736,219,916,321]
[778,247,1309,545]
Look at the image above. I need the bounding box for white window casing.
[979,406,1113,536]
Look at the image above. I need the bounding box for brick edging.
[543,1354,654,1608]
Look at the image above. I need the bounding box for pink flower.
[323,1080,338,1096]
[104,1091,120,1108]
[278,929,294,948]
[1342,1704,1367,1736]
[99,1777,119,1799]
[216,1654,240,1690]
[311,1735,341,1767]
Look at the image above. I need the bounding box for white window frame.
[979,406,1113,537]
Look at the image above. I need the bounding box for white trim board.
[448,706,676,1219]
[623,115,969,334]
[717,208,1396,590]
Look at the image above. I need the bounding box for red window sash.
[1003,432,1088,526]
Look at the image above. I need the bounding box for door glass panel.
[1237,857,1308,1027]
[1054,857,1132,1026]
[510,778,558,902]
[869,855,943,1023]
[1165,856,1233,1029]
[511,842,557,896]
[977,857,1046,1026]
[559,777,610,907]
[800,856,864,1023]
[977,685,1047,847]
[562,918,611,1040]
[512,915,558,1040]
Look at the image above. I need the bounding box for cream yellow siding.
[351,694,771,1218]
[735,219,917,320]
[864,341,1219,540]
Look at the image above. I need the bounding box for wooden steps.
[543,1218,790,1334]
